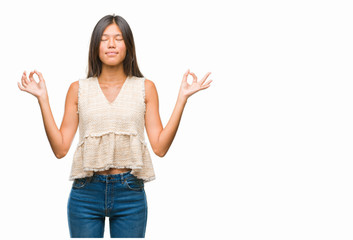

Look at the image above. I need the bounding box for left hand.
[178,69,213,101]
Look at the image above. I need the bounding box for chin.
[102,60,124,66]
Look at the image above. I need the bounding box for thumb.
[34,70,45,82]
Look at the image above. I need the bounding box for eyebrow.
[102,34,122,37]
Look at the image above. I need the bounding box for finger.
[182,69,190,83]
[21,72,29,86]
[202,79,212,86]
[28,71,35,82]
[200,72,211,85]
[201,80,212,89]
[190,72,197,83]
[17,81,25,91]
[34,70,44,82]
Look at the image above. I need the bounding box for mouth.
[106,52,118,56]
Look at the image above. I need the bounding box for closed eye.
[101,39,123,41]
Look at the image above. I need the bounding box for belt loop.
[120,173,124,184]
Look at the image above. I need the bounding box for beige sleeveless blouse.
[69,75,155,182]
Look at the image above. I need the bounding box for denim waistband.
[88,170,133,183]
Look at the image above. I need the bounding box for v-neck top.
[69,76,155,182]
[96,76,128,104]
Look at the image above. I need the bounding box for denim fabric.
[67,171,147,238]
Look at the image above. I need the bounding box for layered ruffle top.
[69,75,155,182]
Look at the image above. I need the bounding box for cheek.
[117,42,127,53]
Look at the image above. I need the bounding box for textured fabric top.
[69,76,155,182]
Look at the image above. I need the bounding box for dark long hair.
[87,14,143,78]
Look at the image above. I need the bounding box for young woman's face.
[99,23,127,67]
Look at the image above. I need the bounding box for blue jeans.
[67,171,147,238]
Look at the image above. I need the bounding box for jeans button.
[107,176,111,180]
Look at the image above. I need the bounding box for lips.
[106,52,118,56]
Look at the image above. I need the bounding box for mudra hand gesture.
[178,69,212,101]
[17,70,48,99]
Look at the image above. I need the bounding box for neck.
[99,64,127,84]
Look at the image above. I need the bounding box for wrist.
[177,94,188,105]
[37,94,49,103]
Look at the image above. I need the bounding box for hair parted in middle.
[87,14,143,78]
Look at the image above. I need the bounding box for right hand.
[18,70,48,100]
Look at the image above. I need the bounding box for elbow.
[153,146,167,158]
[55,150,67,159]
[55,153,65,159]
[156,151,167,158]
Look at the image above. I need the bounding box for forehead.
[103,23,122,35]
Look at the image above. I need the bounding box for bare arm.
[18,70,79,159]
[145,69,212,157]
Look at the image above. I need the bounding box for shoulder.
[71,77,95,91]
[144,79,158,102]
[69,78,90,89]
[66,81,79,103]
[70,80,79,89]
[144,78,156,90]
[68,80,80,96]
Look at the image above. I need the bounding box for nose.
[108,37,116,48]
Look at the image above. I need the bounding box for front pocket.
[124,176,144,191]
[72,178,88,189]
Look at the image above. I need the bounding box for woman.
[17,14,212,238]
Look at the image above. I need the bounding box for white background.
[1,0,352,239]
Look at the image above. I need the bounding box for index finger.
[34,70,44,82]
[182,69,190,82]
